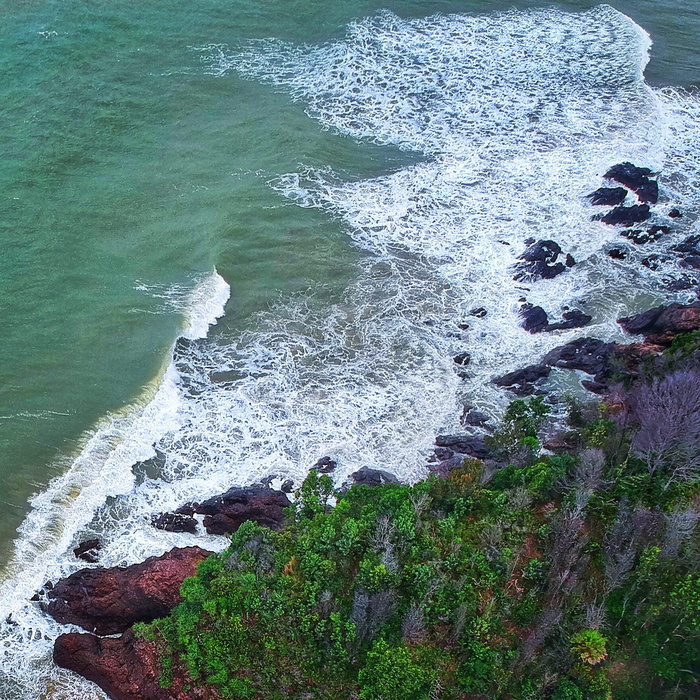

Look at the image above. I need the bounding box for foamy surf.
[2,5,700,699]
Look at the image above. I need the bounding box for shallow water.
[0,1,699,697]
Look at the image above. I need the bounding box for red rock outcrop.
[46,546,212,635]
[54,628,221,700]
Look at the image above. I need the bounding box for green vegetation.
[142,349,700,699]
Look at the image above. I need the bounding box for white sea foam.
[2,6,700,699]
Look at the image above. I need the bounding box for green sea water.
[0,0,698,558]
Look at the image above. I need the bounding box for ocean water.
[0,1,698,697]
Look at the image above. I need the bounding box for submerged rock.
[54,628,221,700]
[195,486,290,536]
[46,547,211,635]
[73,539,101,564]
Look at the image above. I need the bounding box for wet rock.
[493,364,551,396]
[587,187,627,206]
[520,305,549,333]
[74,539,101,564]
[541,338,615,377]
[619,303,700,345]
[453,352,471,366]
[673,235,700,256]
[435,434,491,460]
[350,467,399,487]
[565,254,576,268]
[635,179,659,204]
[668,208,683,218]
[195,487,290,536]
[608,248,627,260]
[599,204,651,226]
[681,256,700,270]
[618,305,666,335]
[513,240,566,282]
[462,410,490,427]
[151,512,197,534]
[175,503,197,516]
[312,456,337,473]
[546,310,592,332]
[622,229,648,245]
[54,628,220,700]
[46,547,212,636]
[280,479,294,493]
[132,450,167,482]
[604,162,655,198]
[641,255,665,271]
[470,307,488,318]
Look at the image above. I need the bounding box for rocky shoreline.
[43,296,700,700]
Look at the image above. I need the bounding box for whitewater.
[1,5,700,698]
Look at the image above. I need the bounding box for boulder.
[513,240,567,282]
[635,179,659,204]
[195,487,290,536]
[668,208,683,218]
[541,337,615,376]
[45,547,211,635]
[151,512,197,534]
[604,162,656,201]
[470,307,488,318]
[608,248,626,260]
[350,467,399,487]
[587,187,627,206]
[453,352,471,366]
[520,305,549,333]
[312,456,337,473]
[492,364,551,396]
[54,628,221,700]
[546,310,592,332]
[462,410,490,427]
[74,539,101,564]
[434,434,491,460]
[599,204,651,226]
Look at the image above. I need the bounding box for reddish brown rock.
[619,303,700,345]
[45,546,211,635]
[194,486,290,536]
[54,629,221,700]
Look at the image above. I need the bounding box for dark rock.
[587,187,627,206]
[312,456,337,473]
[546,310,593,332]
[667,277,697,292]
[54,628,218,700]
[493,364,551,395]
[668,208,683,218]
[280,479,294,493]
[73,539,101,564]
[599,204,651,226]
[580,379,610,394]
[681,256,700,270]
[463,410,490,427]
[45,547,212,636]
[457,322,470,330]
[514,240,567,281]
[648,225,670,238]
[608,248,626,260]
[195,487,290,536]
[435,435,491,460]
[622,229,648,245]
[453,352,471,366]
[673,235,700,255]
[642,255,664,271]
[604,162,654,193]
[541,338,614,376]
[470,307,488,318]
[151,512,197,534]
[635,179,659,204]
[618,305,666,335]
[175,503,197,517]
[520,305,549,333]
[565,254,576,268]
[350,467,399,487]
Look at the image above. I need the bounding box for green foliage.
[141,369,700,700]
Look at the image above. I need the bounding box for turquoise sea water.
[0,1,698,697]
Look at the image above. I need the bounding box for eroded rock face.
[54,629,221,700]
[195,486,290,536]
[45,546,211,635]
